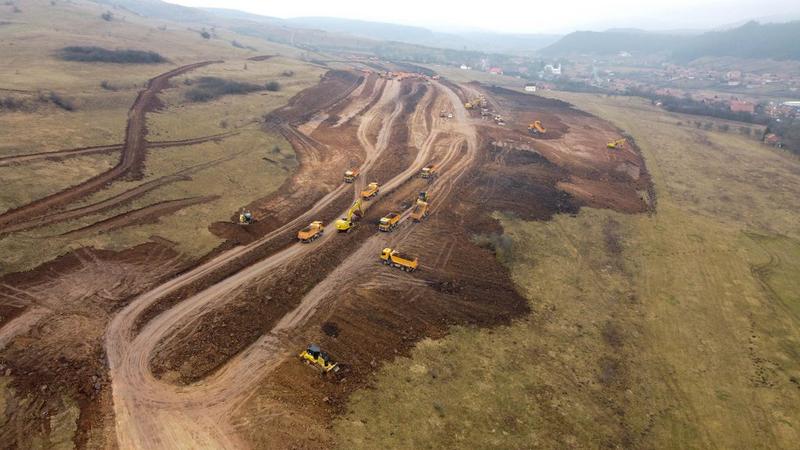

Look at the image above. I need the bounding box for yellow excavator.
[299,343,339,373]
[335,198,363,232]
[528,120,546,135]
[607,138,626,149]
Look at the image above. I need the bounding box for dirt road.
[104,78,474,449]
[0,61,220,230]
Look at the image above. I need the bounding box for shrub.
[100,80,117,91]
[41,92,75,111]
[60,46,166,64]
[200,30,211,39]
[472,233,514,263]
[231,40,245,49]
[101,11,113,21]
[281,70,295,77]
[185,77,265,102]
[265,81,281,92]
[0,96,28,111]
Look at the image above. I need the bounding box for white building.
[543,64,562,76]
[524,84,537,92]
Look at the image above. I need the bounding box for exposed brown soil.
[264,70,362,127]
[0,61,220,231]
[473,85,653,213]
[0,66,656,450]
[0,243,186,449]
[133,190,354,335]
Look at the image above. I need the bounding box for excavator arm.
[346,199,363,222]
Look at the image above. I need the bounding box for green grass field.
[335,93,800,448]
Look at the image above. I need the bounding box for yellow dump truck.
[378,212,400,232]
[410,200,429,222]
[297,221,324,242]
[420,165,437,179]
[380,248,418,272]
[343,168,360,183]
[361,182,380,199]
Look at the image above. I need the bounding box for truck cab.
[378,212,400,232]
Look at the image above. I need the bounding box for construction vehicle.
[528,120,546,135]
[297,221,324,243]
[378,212,400,232]
[237,209,254,225]
[361,182,380,199]
[607,138,627,149]
[410,199,429,222]
[335,199,363,232]
[465,102,474,109]
[343,168,360,183]
[299,343,339,373]
[420,164,438,179]
[380,248,418,272]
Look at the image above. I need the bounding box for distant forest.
[672,21,800,62]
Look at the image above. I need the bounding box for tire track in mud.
[0,131,238,167]
[104,78,455,449]
[60,196,219,238]
[3,154,240,234]
[0,60,220,231]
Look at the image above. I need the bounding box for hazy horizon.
[163,0,800,34]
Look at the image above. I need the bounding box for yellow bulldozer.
[607,138,627,149]
[237,209,254,225]
[335,198,363,232]
[299,343,339,373]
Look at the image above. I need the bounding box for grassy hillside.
[334,94,800,448]
[0,0,324,274]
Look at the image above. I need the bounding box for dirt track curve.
[0,61,220,231]
[104,78,475,449]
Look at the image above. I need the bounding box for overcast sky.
[164,0,799,34]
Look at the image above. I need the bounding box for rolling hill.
[539,20,800,62]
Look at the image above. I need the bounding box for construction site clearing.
[0,54,657,449]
